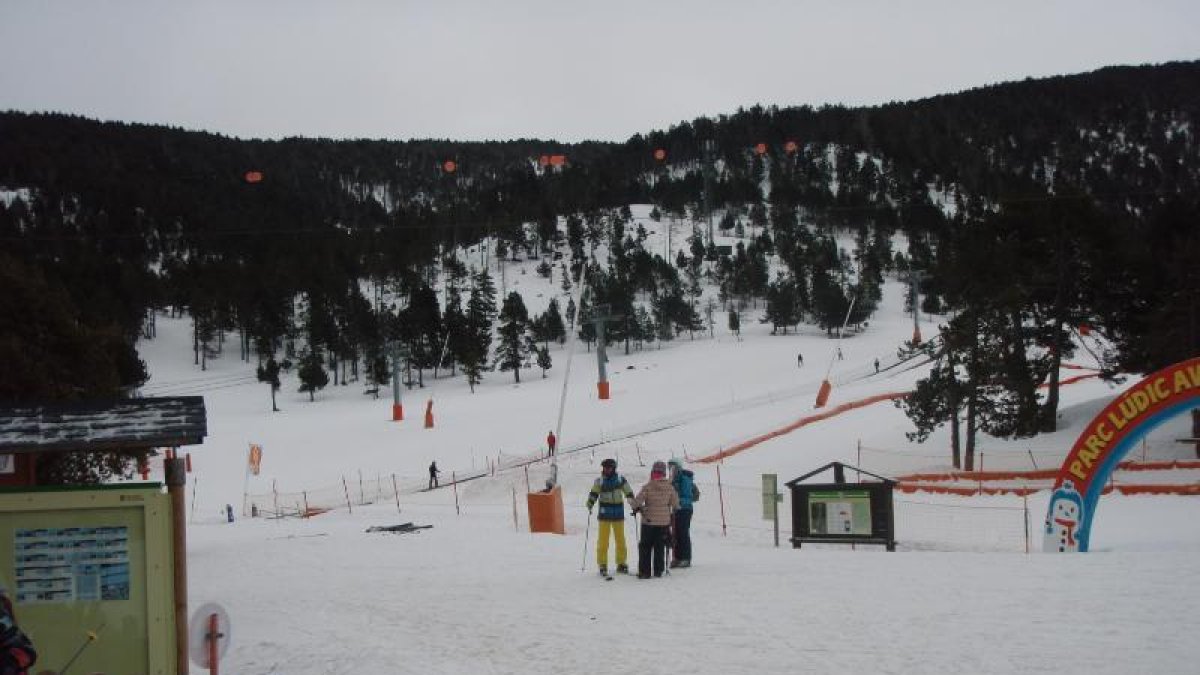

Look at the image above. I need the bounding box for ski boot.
[598,565,608,577]
[616,564,629,575]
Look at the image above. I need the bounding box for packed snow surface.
[132,209,1198,674]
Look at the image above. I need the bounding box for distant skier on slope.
[586,458,635,576]
[631,461,678,579]
[428,461,441,489]
[546,430,557,457]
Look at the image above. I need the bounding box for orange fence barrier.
[898,460,1200,484]
[897,484,1042,497]
[1052,372,1101,387]
[898,469,1060,482]
[1116,459,1200,471]
[1113,484,1200,496]
[695,392,910,464]
[898,482,1200,497]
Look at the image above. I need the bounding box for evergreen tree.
[763,274,802,335]
[577,295,596,349]
[560,263,572,295]
[496,291,532,383]
[544,298,567,344]
[461,269,497,393]
[565,296,577,328]
[298,350,329,401]
[535,345,552,378]
[256,355,282,412]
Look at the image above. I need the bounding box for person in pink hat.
[632,460,679,578]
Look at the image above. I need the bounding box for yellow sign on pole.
[0,484,176,674]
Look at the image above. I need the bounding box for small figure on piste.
[428,461,441,489]
[546,430,557,457]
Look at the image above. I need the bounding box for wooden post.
[207,612,220,675]
[392,473,401,514]
[342,476,353,514]
[189,475,199,524]
[165,456,190,675]
[452,471,461,515]
[772,479,780,548]
[716,464,727,537]
[303,491,310,519]
[272,479,279,519]
[512,487,519,532]
[1023,493,1031,554]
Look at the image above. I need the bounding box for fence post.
[392,473,401,515]
[272,479,279,519]
[716,464,728,537]
[512,487,519,532]
[452,471,461,516]
[189,476,199,524]
[358,469,365,505]
[1023,492,1030,554]
[342,475,353,514]
[303,491,310,519]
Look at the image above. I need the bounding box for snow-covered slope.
[132,207,1199,674]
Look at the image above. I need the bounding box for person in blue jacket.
[668,457,696,568]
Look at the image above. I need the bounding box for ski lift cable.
[549,268,590,489]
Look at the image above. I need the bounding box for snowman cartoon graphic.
[1044,480,1085,552]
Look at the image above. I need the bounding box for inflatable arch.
[1045,357,1200,552]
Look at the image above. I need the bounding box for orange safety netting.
[897,484,1042,497]
[898,482,1200,497]
[690,365,1113,466]
[898,460,1200,484]
[898,469,1061,482]
[695,392,910,464]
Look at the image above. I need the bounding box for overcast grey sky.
[1,1,1196,143]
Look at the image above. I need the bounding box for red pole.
[716,464,728,537]
[207,612,220,675]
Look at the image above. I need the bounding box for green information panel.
[807,489,872,536]
[0,485,175,675]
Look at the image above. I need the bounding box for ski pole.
[59,623,105,675]
[581,507,593,572]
